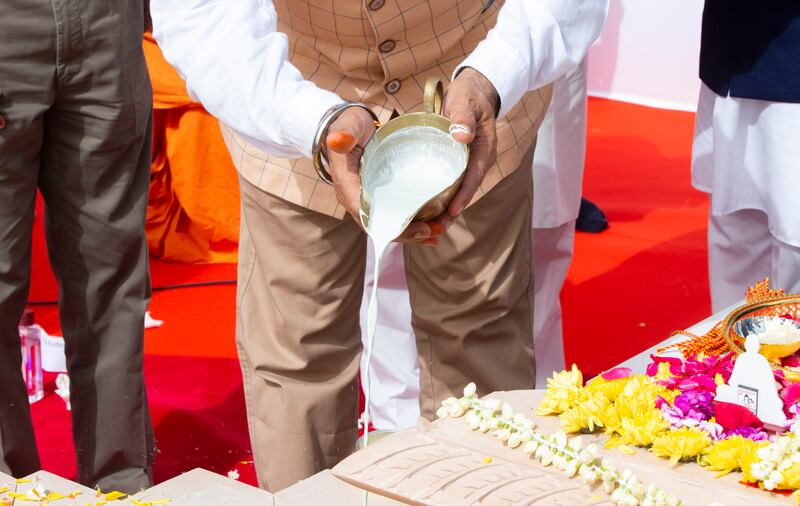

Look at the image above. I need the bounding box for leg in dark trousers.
[0,0,155,492]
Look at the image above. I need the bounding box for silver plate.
[732,316,800,342]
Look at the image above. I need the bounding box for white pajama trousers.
[358,242,419,430]
[708,209,800,312]
[532,222,575,385]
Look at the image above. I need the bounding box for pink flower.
[674,390,714,420]
[782,382,800,406]
[646,353,734,394]
[601,367,633,380]
[782,355,800,368]
[655,396,671,409]
[646,355,683,377]
[682,353,735,384]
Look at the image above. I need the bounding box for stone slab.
[129,468,274,505]
[275,469,404,505]
[0,470,95,505]
[333,390,792,505]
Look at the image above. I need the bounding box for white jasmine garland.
[437,383,682,506]
[748,433,800,490]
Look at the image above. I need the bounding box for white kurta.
[531,59,588,386]
[692,83,800,310]
[692,83,800,248]
[533,58,588,230]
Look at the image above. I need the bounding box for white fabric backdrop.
[587,0,703,112]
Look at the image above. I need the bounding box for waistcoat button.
[379,39,396,53]
[385,79,401,94]
[368,0,385,11]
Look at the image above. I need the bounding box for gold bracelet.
[311,102,380,185]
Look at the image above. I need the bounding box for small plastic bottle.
[19,308,44,404]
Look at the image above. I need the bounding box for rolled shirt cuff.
[454,35,529,119]
[279,83,344,158]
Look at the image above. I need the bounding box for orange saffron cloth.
[143,33,240,264]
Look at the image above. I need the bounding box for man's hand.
[326,107,444,245]
[325,107,376,227]
[441,67,500,220]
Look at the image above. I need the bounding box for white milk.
[359,127,464,504]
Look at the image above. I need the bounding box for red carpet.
[24,97,709,489]
[563,99,710,378]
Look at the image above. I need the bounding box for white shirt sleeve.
[150,0,343,159]
[456,0,609,118]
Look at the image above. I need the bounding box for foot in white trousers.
[531,222,574,386]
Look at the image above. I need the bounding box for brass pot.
[358,77,469,232]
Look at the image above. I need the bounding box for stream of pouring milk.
[360,127,464,505]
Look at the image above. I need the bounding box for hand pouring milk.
[360,126,464,473]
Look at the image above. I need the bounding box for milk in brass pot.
[358,77,469,238]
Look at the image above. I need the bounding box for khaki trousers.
[237,148,537,492]
[0,0,155,493]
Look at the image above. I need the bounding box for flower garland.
[536,358,800,502]
[436,383,682,506]
[748,435,800,491]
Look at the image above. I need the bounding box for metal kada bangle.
[312,102,380,185]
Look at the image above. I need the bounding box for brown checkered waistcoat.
[221,0,551,218]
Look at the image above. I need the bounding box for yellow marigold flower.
[615,387,663,420]
[582,393,612,430]
[612,376,674,416]
[651,427,712,466]
[659,387,680,404]
[536,364,585,416]
[618,410,669,447]
[559,406,587,434]
[596,403,622,435]
[558,393,609,433]
[781,462,800,490]
[585,376,630,402]
[613,394,640,420]
[740,441,769,484]
[626,374,660,391]
[699,436,759,477]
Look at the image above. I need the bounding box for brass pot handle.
[423,77,444,115]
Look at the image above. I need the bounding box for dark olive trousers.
[0,0,155,493]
